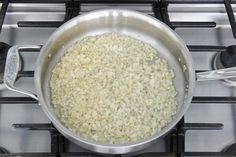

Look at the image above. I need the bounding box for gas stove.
[0,0,235,156]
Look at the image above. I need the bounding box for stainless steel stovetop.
[0,2,235,156]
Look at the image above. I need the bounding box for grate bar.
[192,96,236,103]
[17,21,218,28]
[182,123,224,130]
[73,0,158,3]
[0,0,9,33]
[7,0,68,3]
[18,21,63,28]
[165,0,236,4]
[5,0,236,3]
[7,0,158,3]
[0,153,56,157]
[13,123,55,131]
[18,70,34,77]
[0,97,37,104]
[61,152,107,157]
[224,0,236,39]
[172,22,216,29]
[183,152,236,157]
[187,45,226,52]
[1,96,236,104]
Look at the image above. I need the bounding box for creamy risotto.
[50,33,178,144]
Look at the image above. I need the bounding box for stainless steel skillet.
[3,9,236,154]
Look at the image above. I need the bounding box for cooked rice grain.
[50,33,178,144]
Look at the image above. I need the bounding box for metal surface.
[213,52,236,87]
[0,2,236,155]
[4,45,40,100]
[35,9,193,154]
[4,8,236,154]
[196,67,236,81]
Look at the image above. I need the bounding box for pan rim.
[35,8,196,154]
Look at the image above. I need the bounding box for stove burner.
[223,143,236,153]
[0,146,9,154]
[220,45,236,68]
[213,45,236,87]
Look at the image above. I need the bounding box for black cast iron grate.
[0,0,235,157]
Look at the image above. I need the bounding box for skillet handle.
[4,45,41,101]
[196,67,236,81]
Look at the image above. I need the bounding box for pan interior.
[45,29,185,112]
[38,10,191,146]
